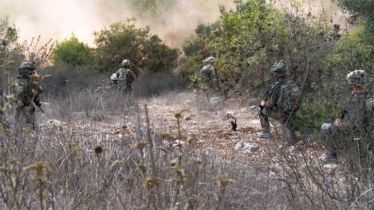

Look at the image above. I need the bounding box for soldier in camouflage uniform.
[200,56,218,89]
[257,60,300,143]
[115,59,136,94]
[15,61,43,130]
[319,70,374,164]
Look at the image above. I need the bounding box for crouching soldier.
[319,70,374,165]
[257,60,301,144]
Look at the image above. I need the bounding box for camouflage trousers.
[324,127,374,166]
[16,105,36,129]
[259,108,297,143]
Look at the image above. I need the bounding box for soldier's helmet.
[18,61,36,75]
[121,59,130,67]
[203,56,215,64]
[110,73,118,81]
[19,61,36,70]
[271,60,289,78]
[346,70,365,86]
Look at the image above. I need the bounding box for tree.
[93,18,180,74]
[52,34,93,66]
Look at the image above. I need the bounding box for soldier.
[319,70,374,164]
[200,56,218,89]
[115,59,136,94]
[257,60,300,143]
[15,61,43,130]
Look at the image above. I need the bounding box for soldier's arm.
[128,70,136,81]
[115,69,122,78]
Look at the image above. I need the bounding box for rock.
[323,164,338,169]
[249,105,256,109]
[118,134,123,138]
[234,141,259,153]
[243,142,259,152]
[226,111,235,119]
[272,156,280,163]
[210,97,221,104]
[184,100,193,105]
[234,142,244,150]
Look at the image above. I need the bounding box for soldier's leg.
[319,127,339,164]
[259,113,271,133]
[282,113,297,143]
[26,106,36,130]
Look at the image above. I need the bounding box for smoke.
[0,0,233,48]
[0,0,355,49]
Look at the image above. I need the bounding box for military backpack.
[277,81,301,113]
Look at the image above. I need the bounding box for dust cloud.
[0,0,353,49]
[0,0,233,48]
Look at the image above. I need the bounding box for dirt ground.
[38,91,323,165]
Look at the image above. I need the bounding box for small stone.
[249,105,256,109]
[226,111,235,119]
[243,142,259,152]
[210,97,221,104]
[234,141,244,150]
[118,134,123,138]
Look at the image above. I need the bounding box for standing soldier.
[257,60,301,144]
[319,70,374,164]
[115,59,136,95]
[15,61,43,130]
[200,56,218,89]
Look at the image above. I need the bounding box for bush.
[52,34,94,66]
[93,18,180,74]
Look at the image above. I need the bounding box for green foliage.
[182,21,221,57]
[0,16,25,93]
[93,18,180,74]
[336,0,374,20]
[52,34,93,66]
[180,0,337,95]
[296,97,339,134]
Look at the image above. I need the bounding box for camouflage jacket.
[263,79,294,111]
[15,75,43,107]
[339,92,374,136]
[116,68,136,83]
[200,65,217,83]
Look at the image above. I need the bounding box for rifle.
[258,81,285,116]
[31,100,44,113]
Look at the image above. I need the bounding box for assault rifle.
[258,81,285,116]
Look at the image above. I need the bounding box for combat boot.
[318,155,338,164]
[257,132,270,139]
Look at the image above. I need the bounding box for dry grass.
[1,78,374,210]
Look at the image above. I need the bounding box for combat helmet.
[203,56,215,64]
[346,70,365,86]
[18,61,36,75]
[121,59,130,67]
[271,60,289,78]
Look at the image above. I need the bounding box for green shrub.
[52,34,94,66]
[93,18,180,75]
